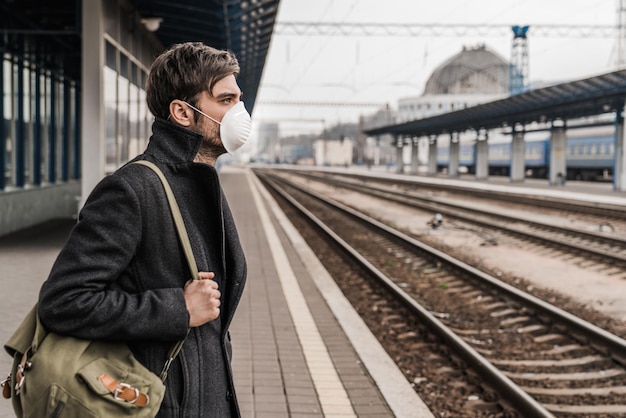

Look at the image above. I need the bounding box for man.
[38,42,250,417]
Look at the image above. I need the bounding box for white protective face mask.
[183,101,252,154]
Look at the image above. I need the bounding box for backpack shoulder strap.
[131,160,197,382]
[132,160,199,281]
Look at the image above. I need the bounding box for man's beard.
[196,118,224,151]
[194,119,227,161]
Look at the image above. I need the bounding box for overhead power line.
[259,118,326,123]
[274,22,617,38]
[257,100,387,107]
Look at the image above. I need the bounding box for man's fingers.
[198,271,215,280]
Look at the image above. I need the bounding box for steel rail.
[259,172,556,417]
[293,169,626,219]
[261,170,626,366]
[331,174,625,244]
[293,171,626,266]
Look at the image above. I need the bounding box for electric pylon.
[510,25,529,95]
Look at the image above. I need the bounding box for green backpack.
[4,305,165,417]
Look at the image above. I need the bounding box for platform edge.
[248,169,436,418]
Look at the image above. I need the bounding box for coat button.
[226,390,233,401]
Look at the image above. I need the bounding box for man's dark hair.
[146,42,240,119]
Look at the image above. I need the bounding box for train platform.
[0,166,433,418]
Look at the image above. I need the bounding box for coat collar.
[145,118,204,163]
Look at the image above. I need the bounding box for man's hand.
[184,272,221,327]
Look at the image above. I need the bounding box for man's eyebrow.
[215,90,243,99]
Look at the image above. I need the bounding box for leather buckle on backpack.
[114,383,139,404]
[14,354,32,396]
[98,374,150,407]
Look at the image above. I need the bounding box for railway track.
[293,169,626,221]
[255,170,626,418]
[275,169,626,273]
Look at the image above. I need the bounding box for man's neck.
[194,146,219,166]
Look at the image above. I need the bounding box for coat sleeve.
[38,172,190,342]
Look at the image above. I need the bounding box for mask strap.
[182,101,221,125]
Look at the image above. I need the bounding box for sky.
[249,0,618,140]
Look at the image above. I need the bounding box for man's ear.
[169,100,193,126]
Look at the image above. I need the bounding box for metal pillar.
[395,136,404,174]
[549,121,567,185]
[428,136,438,175]
[615,107,626,191]
[510,127,525,182]
[374,137,380,166]
[0,57,4,190]
[62,79,71,182]
[81,0,106,208]
[48,73,57,184]
[448,132,460,177]
[475,130,489,179]
[73,83,81,180]
[33,64,42,186]
[16,55,25,188]
[410,137,419,175]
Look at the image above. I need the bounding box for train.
[436,133,615,181]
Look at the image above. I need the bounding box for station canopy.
[0,0,280,113]
[365,70,626,138]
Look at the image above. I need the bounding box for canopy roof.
[365,70,626,138]
[0,0,280,112]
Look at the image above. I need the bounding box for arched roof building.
[397,45,509,123]
[423,44,509,95]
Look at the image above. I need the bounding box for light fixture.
[141,17,163,32]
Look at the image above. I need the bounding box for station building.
[0,0,279,237]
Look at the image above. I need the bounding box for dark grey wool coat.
[38,118,247,417]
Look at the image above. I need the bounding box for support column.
[73,82,81,180]
[395,136,404,174]
[510,126,525,182]
[48,74,57,184]
[16,54,25,188]
[81,0,105,208]
[448,132,460,177]
[410,137,419,175]
[0,60,4,190]
[33,64,42,186]
[374,137,380,166]
[356,115,365,166]
[615,108,626,191]
[427,135,438,175]
[549,120,567,185]
[62,79,71,182]
[475,129,489,179]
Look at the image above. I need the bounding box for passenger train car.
[436,134,615,181]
